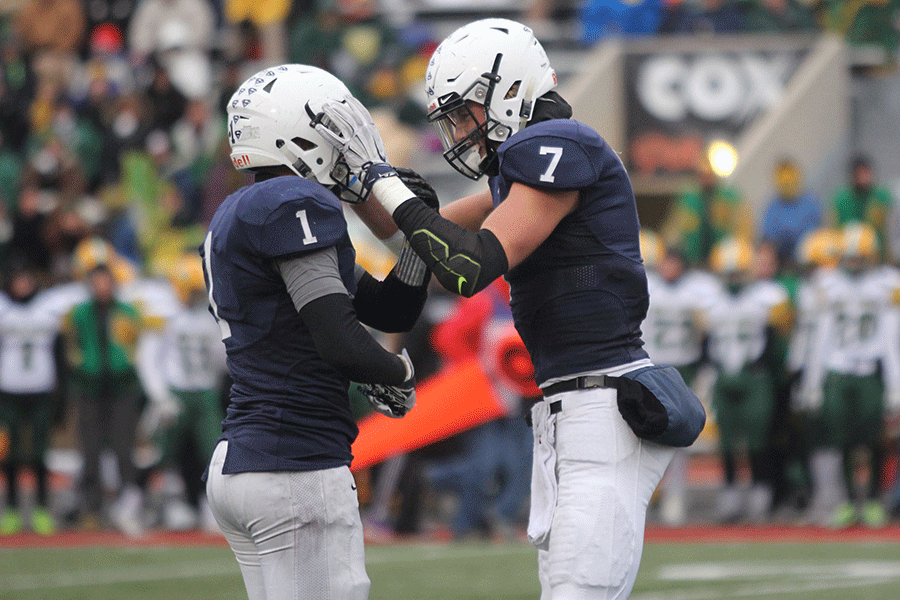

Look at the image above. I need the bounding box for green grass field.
[2,536,900,600]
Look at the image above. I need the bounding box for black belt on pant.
[542,375,617,414]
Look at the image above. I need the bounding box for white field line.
[634,561,900,600]
[0,543,536,592]
[658,560,900,581]
[632,575,899,600]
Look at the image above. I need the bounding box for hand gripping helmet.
[226,64,366,201]
[425,19,557,179]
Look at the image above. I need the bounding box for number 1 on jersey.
[296,210,318,245]
[539,146,563,183]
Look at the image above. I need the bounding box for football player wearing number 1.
[202,65,431,600]
[315,19,690,600]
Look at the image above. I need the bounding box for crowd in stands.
[0,0,898,539]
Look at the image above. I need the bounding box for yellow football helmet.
[169,254,207,305]
[72,237,136,285]
[838,222,879,261]
[710,237,754,275]
[639,229,665,271]
[796,228,840,269]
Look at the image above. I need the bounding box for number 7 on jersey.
[539,146,563,183]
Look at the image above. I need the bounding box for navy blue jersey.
[488,119,649,384]
[201,176,359,474]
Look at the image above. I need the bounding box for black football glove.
[359,348,416,418]
[396,167,440,210]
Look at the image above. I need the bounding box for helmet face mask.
[227,64,366,202]
[429,88,506,180]
[426,19,557,180]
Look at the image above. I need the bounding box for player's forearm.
[390,198,508,298]
[439,191,495,231]
[353,261,429,333]
[350,196,400,241]
[300,293,407,385]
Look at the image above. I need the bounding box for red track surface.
[2,524,900,549]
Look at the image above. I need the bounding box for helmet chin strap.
[518,79,535,132]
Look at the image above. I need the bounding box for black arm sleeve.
[392,198,508,298]
[300,293,407,385]
[353,270,428,333]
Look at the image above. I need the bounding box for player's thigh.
[0,394,25,456]
[851,374,885,446]
[25,394,57,460]
[822,372,853,447]
[254,467,370,600]
[744,372,775,452]
[548,389,671,592]
[712,378,742,452]
[205,441,267,600]
[193,389,224,461]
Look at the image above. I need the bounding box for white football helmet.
[226,64,365,201]
[425,19,557,179]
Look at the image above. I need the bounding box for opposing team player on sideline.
[203,65,432,600]
[0,261,67,536]
[154,254,227,532]
[642,235,721,526]
[315,19,705,599]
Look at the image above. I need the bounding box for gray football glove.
[360,348,416,418]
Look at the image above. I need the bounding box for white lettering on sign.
[636,53,796,124]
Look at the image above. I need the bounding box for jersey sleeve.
[497,121,607,191]
[253,185,348,260]
[277,247,349,312]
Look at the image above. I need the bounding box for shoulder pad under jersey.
[498,119,614,190]
[238,177,348,259]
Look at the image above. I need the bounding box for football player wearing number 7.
[202,65,433,600]
[316,18,678,600]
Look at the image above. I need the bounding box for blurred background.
[1,0,900,544]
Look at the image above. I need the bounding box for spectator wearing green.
[816,0,900,58]
[663,159,753,268]
[831,155,894,255]
[746,0,816,32]
[63,263,145,535]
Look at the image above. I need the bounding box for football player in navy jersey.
[315,19,678,600]
[202,65,432,600]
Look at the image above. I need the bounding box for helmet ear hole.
[292,137,317,151]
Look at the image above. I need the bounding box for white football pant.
[530,384,674,600]
[206,441,370,600]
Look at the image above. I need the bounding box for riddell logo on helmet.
[232,154,251,168]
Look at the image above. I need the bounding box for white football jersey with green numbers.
[644,270,721,367]
[803,266,900,399]
[0,292,65,394]
[787,268,838,375]
[705,280,790,376]
[160,306,227,392]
